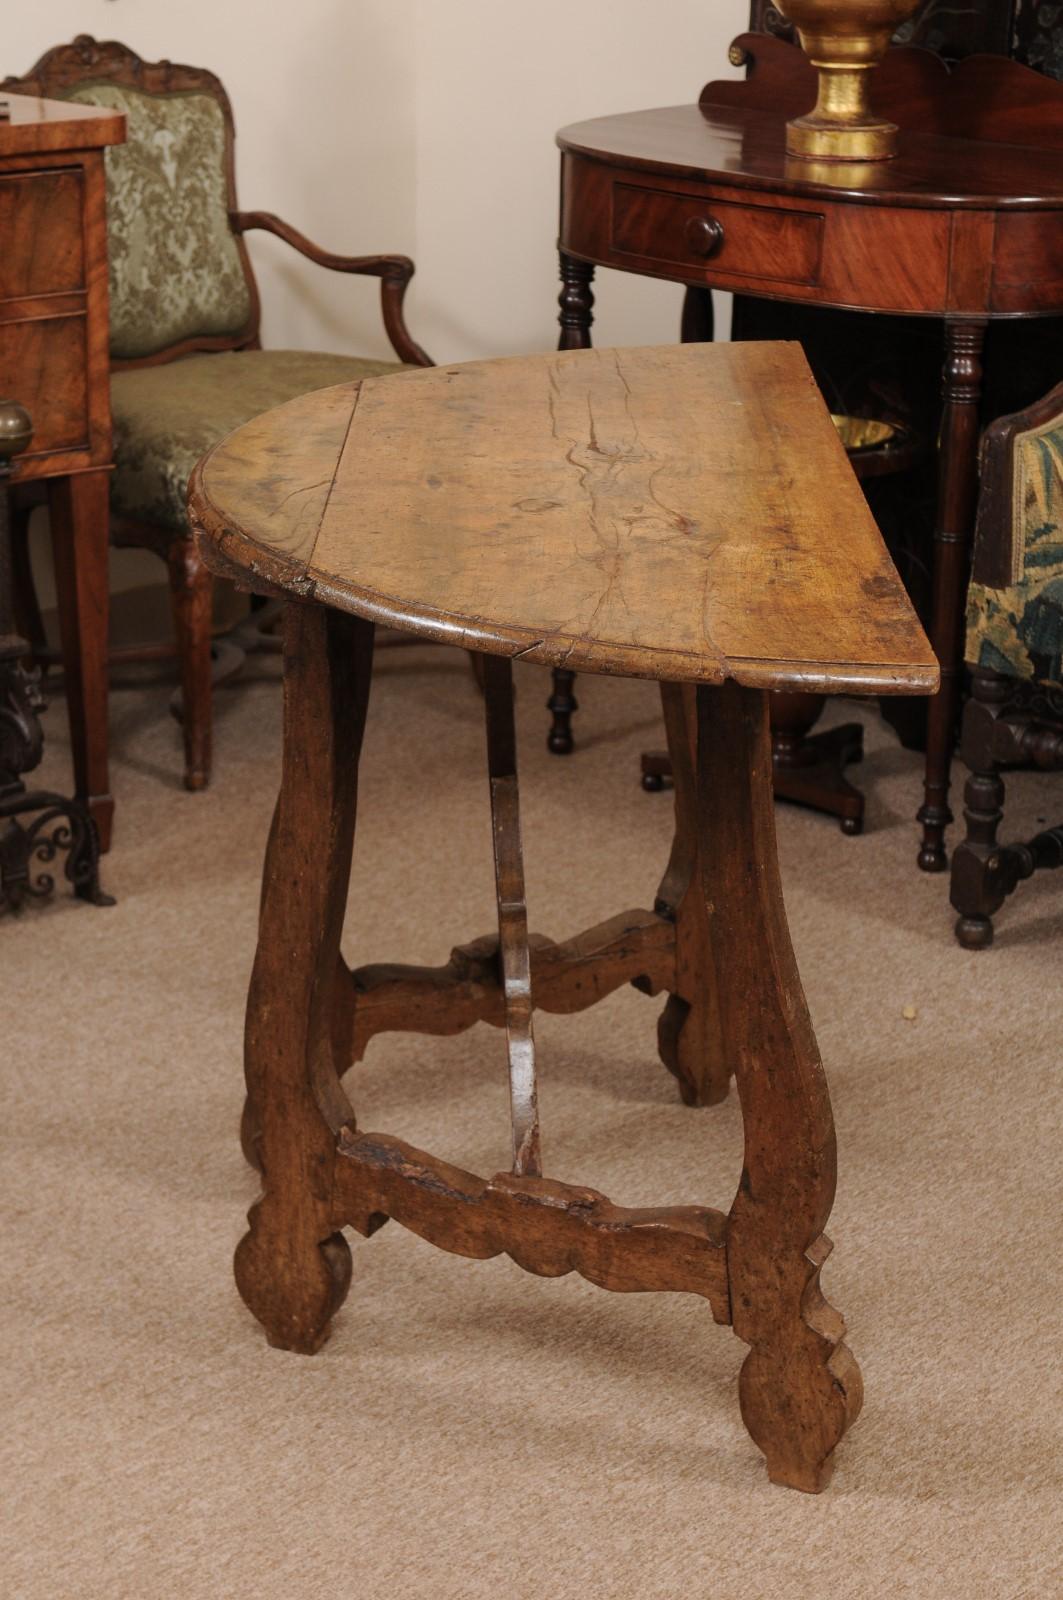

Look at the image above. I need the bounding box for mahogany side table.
[190,342,937,1492]
[0,90,125,852]
[555,35,1063,870]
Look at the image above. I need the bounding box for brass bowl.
[831,413,898,452]
[775,0,924,162]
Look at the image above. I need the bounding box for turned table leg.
[548,252,597,756]
[234,602,373,1354]
[697,681,862,1491]
[918,318,986,873]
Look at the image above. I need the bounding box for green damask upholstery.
[966,409,1063,684]
[65,83,251,359]
[110,350,407,532]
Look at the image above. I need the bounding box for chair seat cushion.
[110,349,409,534]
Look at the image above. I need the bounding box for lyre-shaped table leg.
[697,682,863,1491]
[653,682,730,1106]
[481,655,542,1178]
[234,603,373,1353]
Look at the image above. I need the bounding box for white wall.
[410,0,748,360]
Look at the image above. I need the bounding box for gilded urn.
[775,0,924,161]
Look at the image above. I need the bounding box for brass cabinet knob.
[0,400,33,464]
[684,215,725,259]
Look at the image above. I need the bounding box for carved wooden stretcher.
[189,342,937,1491]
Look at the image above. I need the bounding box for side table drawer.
[0,148,112,478]
[0,168,85,299]
[611,182,824,285]
[0,313,90,458]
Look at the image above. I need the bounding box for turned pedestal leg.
[234,602,373,1354]
[918,319,986,873]
[697,681,862,1491]
[950,667,1009,949]
[770,689,865,835]
[653,683,730,1106]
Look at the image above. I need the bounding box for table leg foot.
[738,1273,864,1493]
[915,805,950,873]
[697,682,862,1490]
[236,1210,352,1356]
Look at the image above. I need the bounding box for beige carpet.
[3,648,1061,1600]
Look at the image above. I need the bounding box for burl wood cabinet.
[0,92,124,850]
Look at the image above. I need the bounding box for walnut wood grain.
[334,908,677,1067]
[0,85,124,154]
[190,344,937,697]
[0,89,123,848]
[703,681,862,1492]
[233,603,373,1354]
[332,1129,731,1321]
[196,341,925,1490]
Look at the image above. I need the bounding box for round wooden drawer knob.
[684,215,725,258]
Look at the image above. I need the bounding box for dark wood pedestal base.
[642,694,866,834]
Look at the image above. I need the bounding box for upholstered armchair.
[4,36,431,790]
[951,382,1063,946]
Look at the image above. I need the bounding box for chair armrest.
[230,209,433,367]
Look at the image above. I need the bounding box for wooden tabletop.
[190,342,937,695]
[558,40,1063,213]
[557,102,1063,211]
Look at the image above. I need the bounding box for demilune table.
[189,341,936,1491]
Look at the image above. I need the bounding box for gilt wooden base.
[235,604,863,1493]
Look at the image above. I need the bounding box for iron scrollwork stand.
[0,400,112,913]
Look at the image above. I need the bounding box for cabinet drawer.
[0,314,89,460]
[611,183,824,285]
[0,168,85,301]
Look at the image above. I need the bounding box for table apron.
[560,155,1063,319]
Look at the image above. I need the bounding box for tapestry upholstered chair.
[3,35,431,790]
[951,382,1063,947]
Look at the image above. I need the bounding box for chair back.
[967,382,1063,683]
[3,36,260,366]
